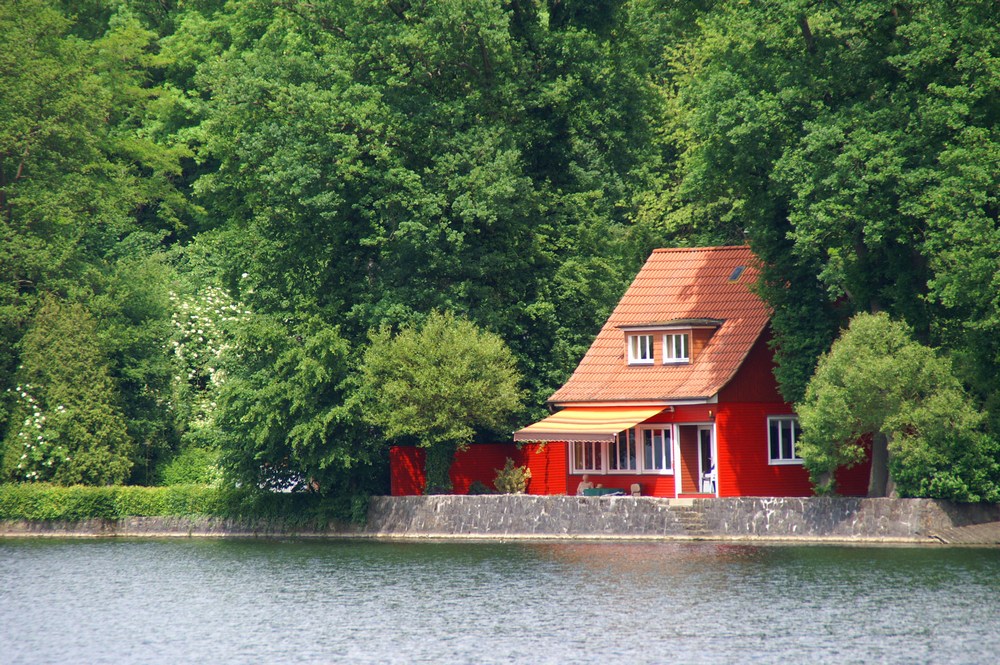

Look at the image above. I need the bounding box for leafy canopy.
[358,311,523,491]
[215,313,375,494]
[359,311,523,449]
[797,312,1000,502]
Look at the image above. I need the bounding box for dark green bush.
[0,484,363,524]
[155,447,221,486]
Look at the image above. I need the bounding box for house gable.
[717,327,784,404]
[549,246,771,405]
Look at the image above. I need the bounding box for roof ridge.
[651,245,750,253]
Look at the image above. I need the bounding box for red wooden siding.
[718,330,784,404]
[520,442,569,495]
[390,444,521,495]
[449,444,522,494]
[645,404,714,425]
[832,442,872,496]
[714,403,871,497]
[716,402,811,497]
[390,446,426,496]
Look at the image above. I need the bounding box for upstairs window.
[663,333,689,363]
[768,416,803,464]
[628,334,654,365]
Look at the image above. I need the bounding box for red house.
[390,246,869,497]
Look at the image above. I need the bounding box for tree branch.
[798,14,817,55]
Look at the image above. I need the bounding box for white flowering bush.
[168,284,248,449]
[5,385,71,482]
[1,298,135,485]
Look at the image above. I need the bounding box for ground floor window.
[571,427,673,474]
[642,427,672,472]
[572,440,604,473]
[609,429,638,471]
[768,416,803,464]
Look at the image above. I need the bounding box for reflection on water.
[0,538,998,664]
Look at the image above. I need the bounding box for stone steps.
[668,505,710,537]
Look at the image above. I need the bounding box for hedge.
[0,484,368,525]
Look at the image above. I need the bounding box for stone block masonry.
[361,495,1000,544]
[3,496,1000,543]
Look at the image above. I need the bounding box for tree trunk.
[868,431,890,497]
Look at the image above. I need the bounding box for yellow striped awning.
[513,407,664,443]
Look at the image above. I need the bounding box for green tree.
[0,1,197,454]
[2,298,135,485]
[661,0,1000,412]
[357,311,523,493]
[180,0,665,415]
[215,313,374,493]
[797,312,1000,502]
[90,246,177,484]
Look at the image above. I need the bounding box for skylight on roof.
[728,265,746,282]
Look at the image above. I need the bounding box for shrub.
[0,483,369,525]
[0,484,220,520]
[494,458,531,494]
[358,311,524,493]
[156,447,221,485]
[3,299,135,485]
[467,480,495,495]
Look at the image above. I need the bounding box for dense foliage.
[357,311,523,492]
[797,313,1000,502]
[2,298,135,485]
[2,0,998,500]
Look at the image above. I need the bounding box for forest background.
[2,0,998,501]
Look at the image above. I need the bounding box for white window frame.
[608,429,638,472]
[663,333,690,364]
[569,426,676,475]
[571,440,604,473]
[627,334,654,365]
[768,416,803,465]
[638,426,673,474]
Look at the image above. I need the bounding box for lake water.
[1,538,998,664]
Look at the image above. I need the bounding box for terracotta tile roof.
[548,246,769,405]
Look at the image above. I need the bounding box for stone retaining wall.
[362,495,1000,543]
[3,496,999,543]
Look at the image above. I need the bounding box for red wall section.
[390,444,521,495]
[450,444,521,494]
[717,402,812,497]
[520,442,569,495]
[833,440,872,496]
[718,330,784,404]
[715,403,870,497]
[625,476,676,497]
[645,404,715,425]
[390,446,426,496]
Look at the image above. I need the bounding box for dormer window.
[628,334,654,365]
[663,333,690,363]
[620,318,723,367]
